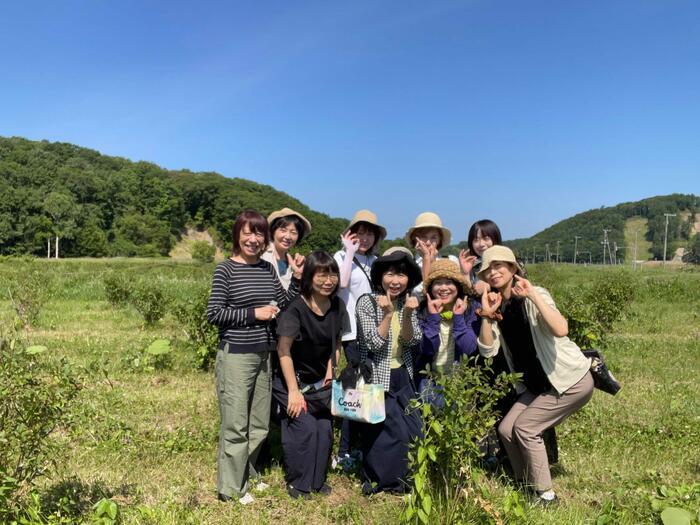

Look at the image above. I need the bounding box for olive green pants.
[216,349,271,498]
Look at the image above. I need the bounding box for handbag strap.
[330,304,338,379]
[353,255,373,289]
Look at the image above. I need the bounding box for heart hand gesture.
[512,275,534,299]
[426,295,444,315]
[341,231,359,255]
[480,290,502,317]
[459,249,477,275]
[452,298,467,316]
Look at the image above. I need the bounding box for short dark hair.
[231,210,269,256]
[270,215,307,242]
[301,251,340,299]
[427,279,466,301]
[375,262,418,297]
[349,221,381,254]
[467,220,502,252]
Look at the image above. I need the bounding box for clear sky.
[1,1,698,242]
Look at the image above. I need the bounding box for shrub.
[173,287,218,370]
[589,271,636,331]
[402,360,518,524]
[190,240,216,263]
[102,272,132,307]
[129,279,169,326]
[6,263,52,327]
[0,329,81,520]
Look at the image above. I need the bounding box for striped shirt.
[206,258,299,353]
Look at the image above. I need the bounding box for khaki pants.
[216,349,271,498]
[498,372,594,491]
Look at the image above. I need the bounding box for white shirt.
[333,250,376,341]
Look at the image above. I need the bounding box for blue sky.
[1,1,698,242]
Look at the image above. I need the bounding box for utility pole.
[556,241,560,263]
[545,243,550,263]
[663,213,676,265]
[633,230,638,270]
[602,229,610,265]
[574,236,581,265]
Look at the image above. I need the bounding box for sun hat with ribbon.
[477,245,518,280]
[345,209,387,242]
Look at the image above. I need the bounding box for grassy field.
[1,258,699,524]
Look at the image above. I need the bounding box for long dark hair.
[301,251,340,299]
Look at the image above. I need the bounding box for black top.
[498,297,551,395]
[276,296,350,385]
[206,258,299,353]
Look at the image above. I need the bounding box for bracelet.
[475,308,503,321]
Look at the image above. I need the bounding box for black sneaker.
[315,483,332,496]
[217,493,232,502]
[287,485,311,500]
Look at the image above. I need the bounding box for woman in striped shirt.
[207,209,304,505]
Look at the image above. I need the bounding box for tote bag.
[331,376,385,424]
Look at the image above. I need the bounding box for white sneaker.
[254,481,270,492]
[239,493,255,505]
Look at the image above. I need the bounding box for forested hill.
[0,136,348,257]
[502,194,699,263]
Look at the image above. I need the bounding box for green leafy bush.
[102,272,132,307]
[5,263,52,327]
[0,329,81,520]
[190,240,216,263]
[129,279,169,326]
[402,361,518,524]
[173,287,218,370]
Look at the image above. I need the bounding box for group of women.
[206,207,594,506]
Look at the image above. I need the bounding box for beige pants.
[498,372,594,491]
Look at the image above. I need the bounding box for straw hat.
[424,259,470,295]
[345,209,387,243]
[267,207,312,242]
[370,246,422,292]
[477,245,518,280]
[405,212,452,248]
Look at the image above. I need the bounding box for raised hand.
[377,291,394,317]
[288,252,305,279]
[426,295,444,314]
[480,289,502,317]
[512,274,534,299]
[404,295,419,312]
[459,249,477,275]
[341,231,359,255]
[452,298,467,315]
[254,305,280,321]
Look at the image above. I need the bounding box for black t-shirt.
[276,295,350,385]
[498,297,552,395]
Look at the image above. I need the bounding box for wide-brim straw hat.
[477,245,518,280]
[424,259,470,294]
[370,246,422,292]
[345,209,387,243]
[267,207,312,242]
[405,212,452,248]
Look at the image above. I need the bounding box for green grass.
[1,258,699,524]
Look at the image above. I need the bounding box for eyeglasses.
[314,273,339,283]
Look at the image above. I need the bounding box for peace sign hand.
[288,252,306,279]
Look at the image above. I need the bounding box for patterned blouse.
[356,292,422,391]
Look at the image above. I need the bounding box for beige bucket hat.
[345,209,387,243]
[267,207,312,241]
[424,259,471,294]
[477,245,518,280]
[405,212,452,248]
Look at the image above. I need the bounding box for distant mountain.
[0,136,347,257]
[442,194,699,263]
